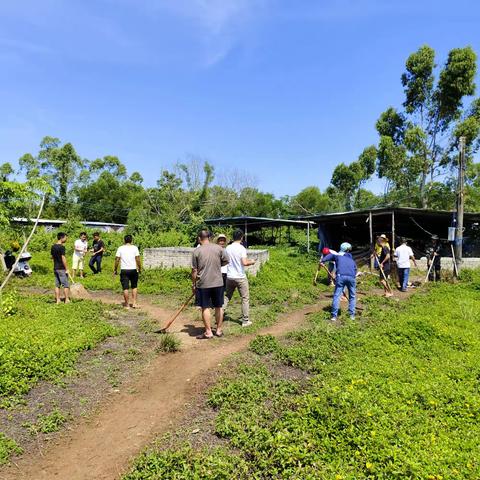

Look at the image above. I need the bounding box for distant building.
[12,218,126,233]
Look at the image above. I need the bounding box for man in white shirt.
[223,229,256,327]
[394,237,417,292]
[114,235,141,309]
[72,232,88,279]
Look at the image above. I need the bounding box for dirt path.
[0,302,326,480]
[89,290,203,347]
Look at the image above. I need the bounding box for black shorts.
[197,286,224,309]
[380,264,391,277]
[120,269,139,290]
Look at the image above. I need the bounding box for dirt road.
[0,301,325,480]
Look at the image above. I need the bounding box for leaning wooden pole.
[0,194,46,294]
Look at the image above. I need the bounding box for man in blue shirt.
[321,242,357,321]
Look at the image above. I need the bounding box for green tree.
[330,145,377,210]
[19,136,84,215]
[289,186,329,215]
[373,45,478,207]
[76,156,144,223]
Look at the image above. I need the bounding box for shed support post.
[369,211,373,271]
[307,222,310,253]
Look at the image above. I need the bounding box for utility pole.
[454,136,466,272]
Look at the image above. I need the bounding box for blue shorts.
[197,287,224,309]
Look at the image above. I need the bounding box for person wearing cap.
[216,234,229,292]
[320,242,357,321]
[321,247,337,286]
[427,235,442,281]
[371,234,390,268]
[377,235,392,296]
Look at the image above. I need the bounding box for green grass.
[156,334,181,353]
[0,295,119,406]
[24,408,68,435]
[124,272,480,479]
[0,433,22,465]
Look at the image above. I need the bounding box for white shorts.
[72,254,85,270]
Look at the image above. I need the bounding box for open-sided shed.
[301,207,480,260]
[205,216,315,250]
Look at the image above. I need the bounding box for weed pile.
[125,272,480,479]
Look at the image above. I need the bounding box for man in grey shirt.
[191,230,230,339]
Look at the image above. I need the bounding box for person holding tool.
[376,235,393,297]
[427,235,442,281]
[191,230,230,339]
[320,242,357,322]
[51,232,70,304]
[394,237,417,292]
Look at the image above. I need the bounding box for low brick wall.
[416,257,480,269]
[143,247,269,276]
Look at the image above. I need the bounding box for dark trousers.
[89,255,103,274]
[429,265,441,282]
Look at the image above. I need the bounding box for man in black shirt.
[51,232,70,304]
[427,235,442,281]
[89,232,105,274]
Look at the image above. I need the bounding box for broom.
[156,291,195,334]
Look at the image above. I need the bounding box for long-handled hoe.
[374,254,393,295]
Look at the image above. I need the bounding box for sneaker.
[241,320,252,327]
[330,317,337,322]
[350,316,355,321]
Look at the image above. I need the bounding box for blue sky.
[1,0,479,196]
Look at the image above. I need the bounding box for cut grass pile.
[0,295,119,406]
[125,272,480,479]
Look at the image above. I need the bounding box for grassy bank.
[0,295,119,407]
[124,273,480,479]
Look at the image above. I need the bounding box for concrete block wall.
[416,257,480,270]
[143,247,270,276]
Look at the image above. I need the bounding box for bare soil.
[0,295,326,480]
[1,277,420,480]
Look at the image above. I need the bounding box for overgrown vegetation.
[125,272,480,479]
[0,295,119,406]
[0,433,22,465]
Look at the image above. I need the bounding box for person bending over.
[321,242,357,321]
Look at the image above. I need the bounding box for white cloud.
[135,0,270,66]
